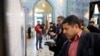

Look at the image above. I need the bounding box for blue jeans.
[36,34,42,49]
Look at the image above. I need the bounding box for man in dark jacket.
[48,22,56,39]
[87,21,100,33]
[28,27,31,39]
[58,15,100,56]
[49,16,67,56]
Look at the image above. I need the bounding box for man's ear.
[74,24,79,28]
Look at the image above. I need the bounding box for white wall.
[6,0,25,56]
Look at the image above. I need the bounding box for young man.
[79,19,90,32]
[58,15,100,56]
[28,27,31,39]
[48,22,56,39]
[49,16,67,56]
[87,21,100,33]
[35,21,43,50]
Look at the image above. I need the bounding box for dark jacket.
[56,24,62,34]
[48,26,56,36]
[28,27,31,33]
[48,26,56,39]
[58,32,100,56]
[87,25,100,33]
[49,34,67,56]
[49,24,67,56]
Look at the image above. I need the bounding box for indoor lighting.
[94,4,99,14]
[59,0,63,6]
[42,3,46,8]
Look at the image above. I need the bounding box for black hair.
[89,21,94,24]
[79,19,84,26]
[62,15,81,28]
[57,16,64,20]
[49,22,53,24]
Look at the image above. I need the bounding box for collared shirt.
[68,30,82,56]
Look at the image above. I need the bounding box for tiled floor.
[27,35,54,56]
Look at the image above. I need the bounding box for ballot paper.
[45,39,56,46]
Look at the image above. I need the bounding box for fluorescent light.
[94,4,99,14]
[59,0,63,6]
[42,3,46,8]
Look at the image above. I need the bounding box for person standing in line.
[35,21,43,50]
[58,15,100,56]
[79,19,90,32]
[28,27,31,39]
[48,22,56,40]
[49,16,67,56]
[87,21,100,33]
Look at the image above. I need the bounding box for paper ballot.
[45,39,56,46]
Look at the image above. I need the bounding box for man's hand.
[39,29,42,31]
[50,32,56,36]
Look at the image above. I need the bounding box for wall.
[22,0,67,27]
[68,0,99,16]
[67,0,99,26]
[22,0,99,27]
[6,0,25,56]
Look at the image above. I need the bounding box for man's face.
[89,23,94,25]
[37,21,40,25]
[63,23,77,39]
[57,18,63,24]
[50,24,53,27]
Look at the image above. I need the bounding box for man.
[28,27,31,39]
[79,19,90,32]
[48,22,56,39]
[49,16,67,56]
[58,15,100,56]
[87,21,100,33]
[35,21,43,50]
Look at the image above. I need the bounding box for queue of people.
[27,15,100,56]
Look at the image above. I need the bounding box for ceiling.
[35,0,52,13]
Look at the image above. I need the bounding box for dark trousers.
[36,34,42,49]
[28,32,31,38]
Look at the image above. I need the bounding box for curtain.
[89,3,95,20]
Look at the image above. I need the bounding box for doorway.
[27,0,54,56]
[34,0,53,29]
